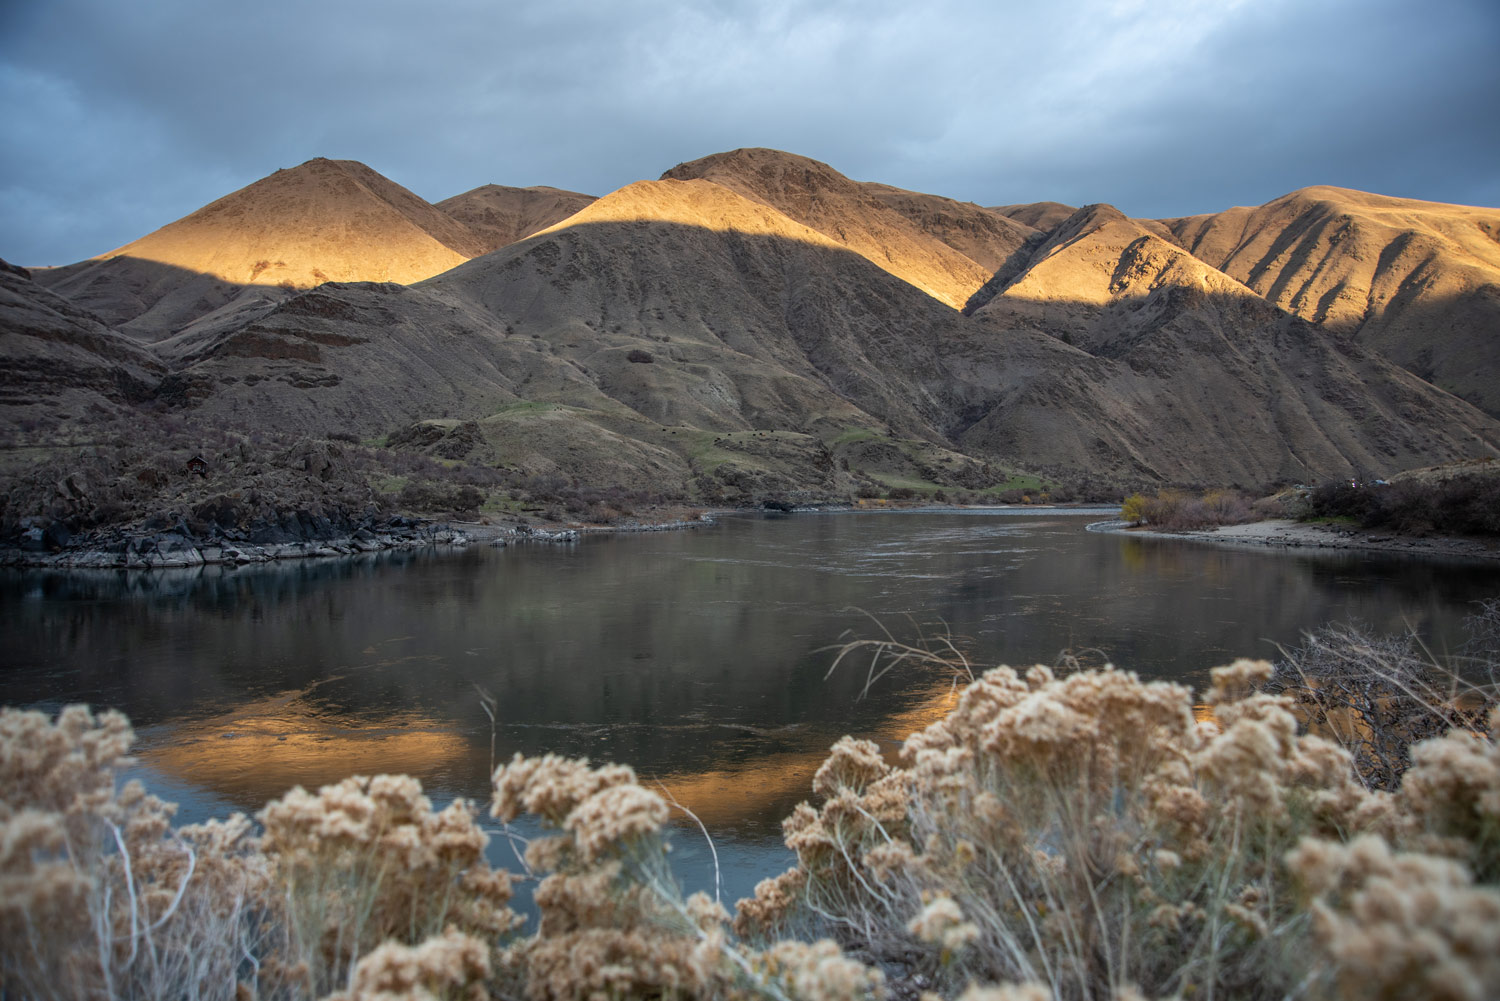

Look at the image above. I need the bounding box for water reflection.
[138,693,470,809]
[3,511,1496,844]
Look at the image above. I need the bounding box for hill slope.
[993,201,1079,233]
[31,159,485,340]
[436,184,597,254]
[661,148,993,309]
[148,179,1500,492]
[160,176,971,439]
[1164,186,1500,416]
[141,178,1005,498]
[0,260,162,426]
[957,204,1499,484]
[859,183,1040,274]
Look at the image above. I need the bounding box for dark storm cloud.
[3,0,1496,265]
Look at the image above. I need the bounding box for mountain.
[1163,186,1500,416]
[5,149,1499,530]
[436,184,598,254]
[955,204,1499,484]
[993,201,1078,233]
[661,148,994,309]
[139,177,1005,498]
[30,158,486,341]
[858,183,1040,274]
[0,259,162,424]
[142,179,1499,493]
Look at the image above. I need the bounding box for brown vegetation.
[1120,489,1255,531]
[4,612,1499,999]
[1305,473,1500,537]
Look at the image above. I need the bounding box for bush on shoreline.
[1120,488,1255,530]
[4,623,1499,1000]
[1306,474,1500,537]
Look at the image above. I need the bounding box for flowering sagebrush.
[1288,834,1500,1000]
[0,706,266,1001]
[259,774,518,996]
[751,661,1425,1000]
[323,928,492,1001]
[1397,707,1500,880]
[491,753,883,1001]
[5,638,1499,1001]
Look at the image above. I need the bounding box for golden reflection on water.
[139,694,470,808]
[139,670,970,830]
[653,675,964,830]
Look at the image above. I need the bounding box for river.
[3,508,1495,904]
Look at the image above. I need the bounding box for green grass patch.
[683,429,813,475]
[1305,514,1361,526]
[980,474,1047,494]
[830,427,883,446]
[480,495,531,515]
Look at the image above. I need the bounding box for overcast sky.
[3,0,1497,265]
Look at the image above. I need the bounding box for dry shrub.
[323,928,492,1001]
[0,706,267,1001]
[1466,598,1500,661]
[490,753,882,1001]
[259,774,520,996]
[747,657,1452,1000]
[1307,475,1500,537]
[1268,622,1498,792]
[1133,488,1254,531]
[1288,833,1500,1001]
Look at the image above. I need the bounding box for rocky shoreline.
[1089,517,1500,561]
[0,520,471,571]
[0,511,720,571]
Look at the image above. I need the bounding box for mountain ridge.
[1162,184,1500,415]
[4,150,1498,539]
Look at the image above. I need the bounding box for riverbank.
[0,509,724,570]
[1091,517,1500,561]
[0,521,479,570]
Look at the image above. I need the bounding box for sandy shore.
[1090,518,1500,561]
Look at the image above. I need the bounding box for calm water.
[3,509,1496,904]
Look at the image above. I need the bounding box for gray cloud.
[3,0,1496,265]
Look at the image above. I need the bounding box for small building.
[186,455,209,477]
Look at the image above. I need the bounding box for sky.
[2,0,1497,266]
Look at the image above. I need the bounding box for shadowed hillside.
[662,148,994,309]
[4,150,1500,540]
[0,260,162,424]
[436,184,598,254]
[952,203,1499,484]
[1164,186,1500,416]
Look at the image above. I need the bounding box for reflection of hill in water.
[132,673,964,837]
[4,513,1495,830]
